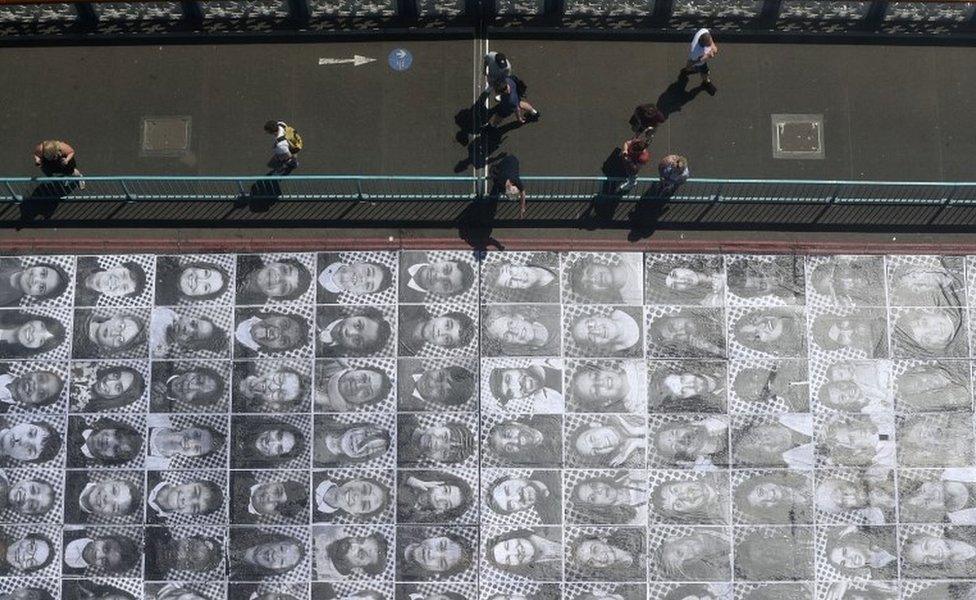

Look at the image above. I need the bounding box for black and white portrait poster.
[0,250,973,597]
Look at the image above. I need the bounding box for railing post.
[758,0,781,28]
[813,184,840,224]
[476,0,497,20]
[650,0,673,25]
[356,179,364,202]
[926,187,957,226]
[4,182,22,205]
[860,0,887,31]
[696,181,723,223]
[74,2,98,28]
[543,0,565,20]
[181,1,204,26]
[119,180,134,203]
[288,0,311,26]
[396,0,419,21]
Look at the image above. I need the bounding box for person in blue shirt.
[487,77,540,129]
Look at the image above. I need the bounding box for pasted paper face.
[5,251,975,600]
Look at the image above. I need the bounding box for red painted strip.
[4,234,976,255]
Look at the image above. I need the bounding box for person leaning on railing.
[489,154,526,217]
[32,139,85,189]
[659,154,690,193]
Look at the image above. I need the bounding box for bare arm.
[617,416,643,436]
[610,437,643,467]
[406,475,439,490]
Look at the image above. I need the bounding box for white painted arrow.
[318,55,376,67]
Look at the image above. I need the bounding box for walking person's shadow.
[454,92,490,144]
[578,147,632,229]
[235,163,297,212]
[458,193,505,258]
[627,182,669,241]
[454,124,520,173]
[453,92,525,172]
[655,71,711,122]
[458,151,519,256]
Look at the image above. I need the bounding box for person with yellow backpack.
[263,120,303,174]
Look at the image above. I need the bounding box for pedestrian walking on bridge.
[490,154,526,217]
[484,51,512,90]
[263,120,302,175]
[487,76,540,129]
[681,28,719,95]
[617,136,651,194]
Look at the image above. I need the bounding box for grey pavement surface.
[1,36,975,248]
[1,38,974,181]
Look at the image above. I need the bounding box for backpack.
[630,104,665,133]
[512,75,527,99]
[278,125,303,153]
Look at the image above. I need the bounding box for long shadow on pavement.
[655,72,709,120]
[627,182,669,241]
[578,147,631,229]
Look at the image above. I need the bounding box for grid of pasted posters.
[1,251,975,599]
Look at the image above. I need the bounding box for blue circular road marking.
[388,48,413,72]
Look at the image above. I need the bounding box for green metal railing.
[3,175,976,206]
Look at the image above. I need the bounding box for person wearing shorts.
[33,139,85,188]
[487,76,540,128]
[681,28,718,93]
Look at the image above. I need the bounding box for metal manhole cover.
[141,116,191,156]
[772,113,824,159]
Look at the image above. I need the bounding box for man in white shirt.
[681,28,719,93]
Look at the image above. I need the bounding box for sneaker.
[703,82,717,96]
[527,111,540,122]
